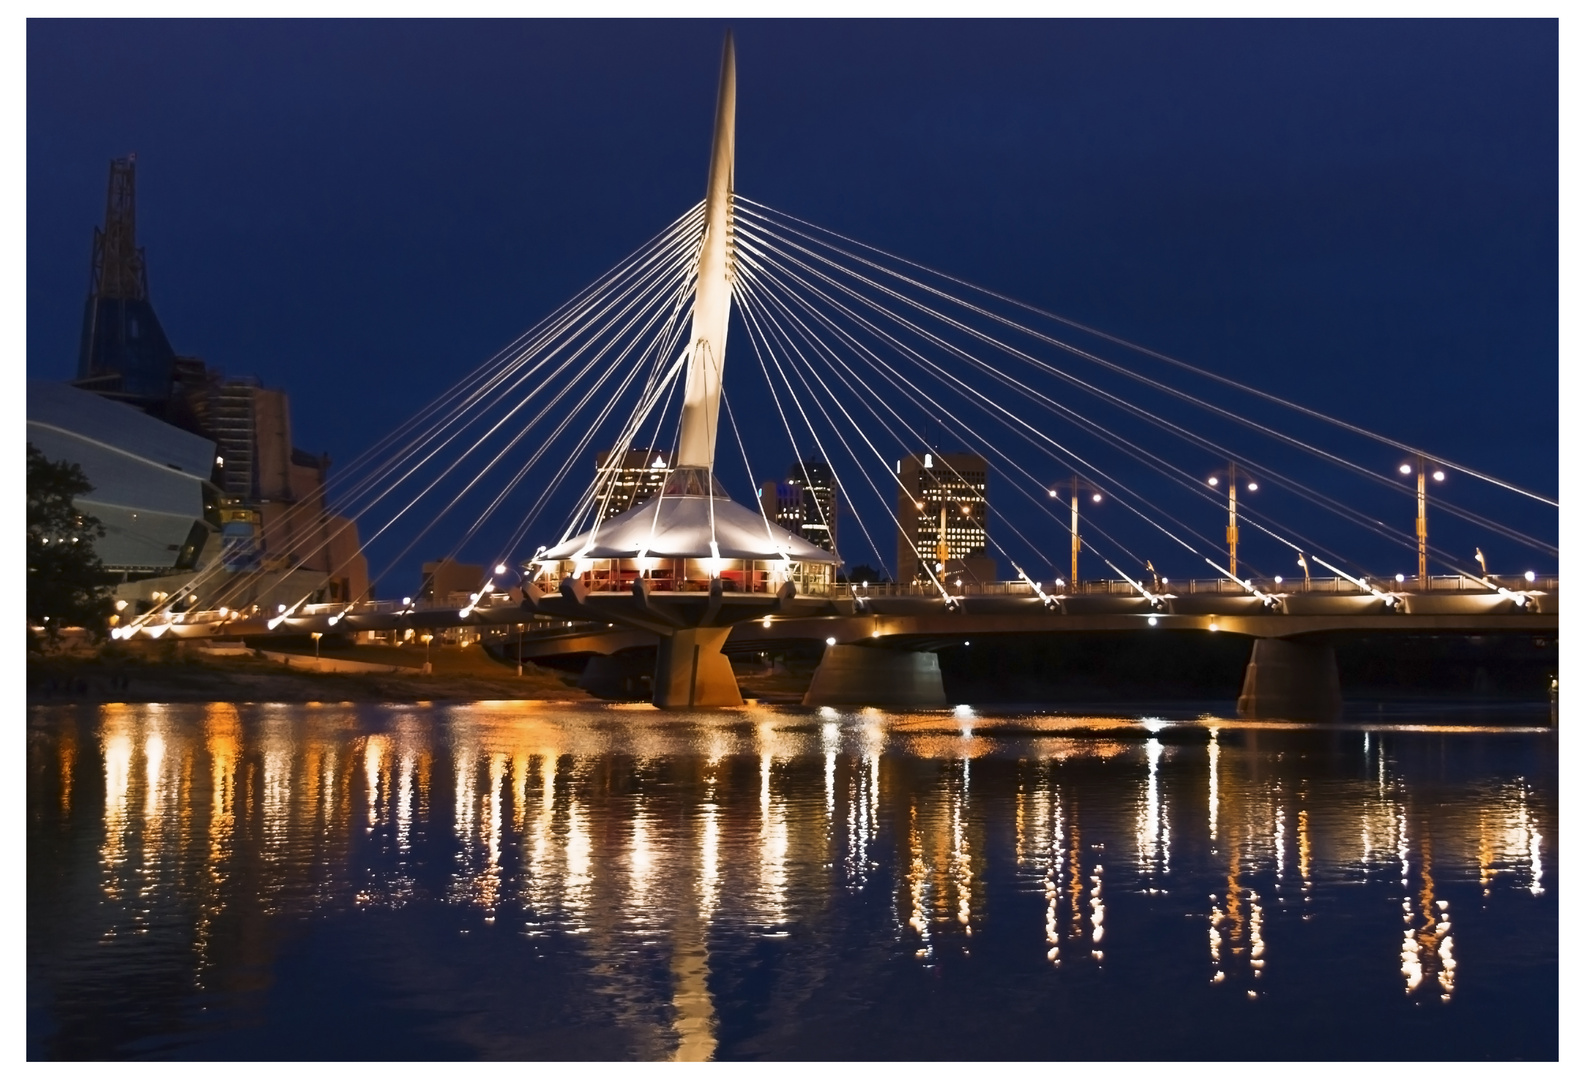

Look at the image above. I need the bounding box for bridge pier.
[803,644,947,708]
[654,627,743,708]
[1237,637,1342,722]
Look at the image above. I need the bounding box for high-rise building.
[593,448,670,521]
[758,479,805,535]
[788,458,838,553]
[896,450,995,584]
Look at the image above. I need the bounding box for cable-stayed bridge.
[114,36,1558,719]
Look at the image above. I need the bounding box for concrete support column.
[803,643,947,708]
[654,627,743,708]
[1238,637,1342,722]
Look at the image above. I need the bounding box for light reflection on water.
[27,702,1556,1060]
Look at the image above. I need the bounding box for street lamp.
[1207,463,1257,578]
[491,562,528,675]
[1399,455,1445,589]
[1055,474,1102,588]
[421,633,434,674]
[311,631,323,660]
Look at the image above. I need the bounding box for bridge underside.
[147,586,1556,716]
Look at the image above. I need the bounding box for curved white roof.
[28,381,215,571]
[541,474,836,564]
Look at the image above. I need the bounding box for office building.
[758,479,805,535]
[789,458,837,553]
[896,450,996,584]
[593,447,670,521]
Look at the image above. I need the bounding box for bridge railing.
[838,574,1557,598]
[169,574,1554,630]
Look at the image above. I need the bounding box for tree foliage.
[27,443,113,645]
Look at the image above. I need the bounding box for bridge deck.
[138,575,1556,657]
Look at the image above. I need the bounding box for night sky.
[26,19,1559,592]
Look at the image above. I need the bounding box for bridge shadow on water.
[545,629,1556,718]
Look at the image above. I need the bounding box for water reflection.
[27,703,1557,1061]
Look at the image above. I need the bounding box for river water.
[27,700,1556,1060]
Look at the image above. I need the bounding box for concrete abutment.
[803,643,947,708]
[1237,637,1342,722]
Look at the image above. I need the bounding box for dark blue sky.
[27,19,1558,589]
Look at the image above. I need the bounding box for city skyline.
[25,20,1558,590]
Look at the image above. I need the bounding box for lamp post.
[1050,475,1102,588]
[1399,456,1445,589]
[1207,463,1257,578]
[495,563,527,676]
[421,633,433,675]
[311,631,322,660]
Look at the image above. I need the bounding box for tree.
[27,443,113,645]
[841,563,888,585]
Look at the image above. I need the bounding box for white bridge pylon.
[676,31,736,473]
[531,32,838,708]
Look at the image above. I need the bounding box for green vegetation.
[26,444,113,648]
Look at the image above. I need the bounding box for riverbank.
[26,639,592,705]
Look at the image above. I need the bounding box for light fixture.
[495,564,508,576]
[1525,570,1536,582]
[825,636,837,646]
[1208,477,1219,486]
[1147,615,1158,626]
[963,640,970,646]
[761,616,772,628]
[1399,463,1413,475]
[1433,470,1445,482]
[1247,482,1258,492]
[1395,573,1405,583]
[1048,489,1057,498]
[1273,576,1282,585]
[1091,493,1102,503]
